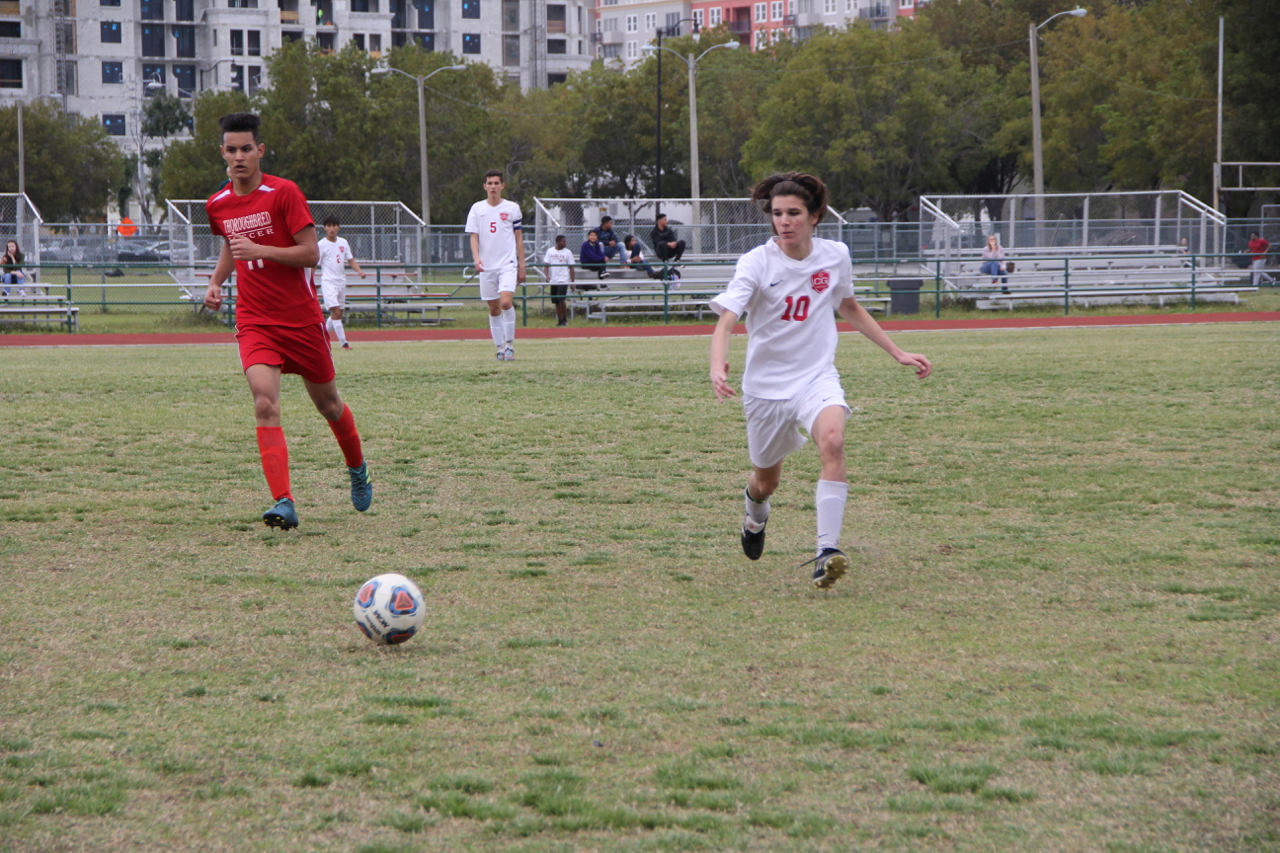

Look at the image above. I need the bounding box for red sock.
[256,427,291,501]
[328,404,364,469]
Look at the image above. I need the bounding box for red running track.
[1,312,1277,348]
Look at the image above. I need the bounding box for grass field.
[0,325,1277,853]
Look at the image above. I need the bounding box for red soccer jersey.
[206,174,321,327]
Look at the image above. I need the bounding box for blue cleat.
[263,497,299,530]
[803,548,848,590]
[348,462,373,512]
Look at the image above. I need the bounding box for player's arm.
[204,239,235,311]
[836,296,932,379]
[469,231,484,272]
[348,252,367,279]
[515,226,526,284]
[709,308,739,401]
[228,225,320,268]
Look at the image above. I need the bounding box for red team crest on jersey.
[811,271,831,293]
[499,212,510,221]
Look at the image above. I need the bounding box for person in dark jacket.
[579,229,610,281]
[649,213,686,266]
[598,216,622,262]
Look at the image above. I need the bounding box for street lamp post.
[372,64,466,228]
[652,19,700,206]
[1030,6,1087,228]
[645,38,738,253]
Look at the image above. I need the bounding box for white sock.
[502,307,516,345]
[489,314,505,348]
[744,486,770,526]
[332,319,346,345]
[815,479,849,552]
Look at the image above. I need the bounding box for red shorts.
[236,323,336,384]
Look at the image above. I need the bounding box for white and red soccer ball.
[353,573,425,645]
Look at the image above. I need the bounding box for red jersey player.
[203,113,372,529]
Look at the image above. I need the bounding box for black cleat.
[741,517,767,561]
[263,497,299,530]
[803,548,848,589]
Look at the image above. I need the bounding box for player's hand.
[711,362,736,401]
[358,271,367,279]
[896,352,932,379]
[517,266,527,285]
[203,284,222,312]
[228,235,264,262]
[474,259,485,272]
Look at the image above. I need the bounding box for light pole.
[371,63,465,228]
[652,18,699,206]
[1030,6,1087,227]
[645,38,737,253]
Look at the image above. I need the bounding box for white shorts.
[479,267,518,301]
[742,377,850,470]
[320,280,345,311]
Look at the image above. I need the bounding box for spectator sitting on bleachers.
[623,235,662,280]
[979,235,1008,291]
[598,216,622,263]
[650,213,686,271]
[1,239,25,297]
[579,230,610,283]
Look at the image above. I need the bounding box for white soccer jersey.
[465,198,523,270]
[710,237,857,399]
[317,236,353,288]
[543,246,575,283]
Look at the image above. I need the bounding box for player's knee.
[816,428,846,461]
[253,396,280,423]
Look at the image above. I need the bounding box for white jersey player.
[709,172,931,589]
[315,216,365,350]
[542,234,576,327]
[465,169,526,361]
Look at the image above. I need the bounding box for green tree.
[0,101,121,221]
[742,22,1002,220]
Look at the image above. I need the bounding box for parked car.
[117,241,200,264]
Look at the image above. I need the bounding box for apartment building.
[594,0,924,67]
[0,0,594,145]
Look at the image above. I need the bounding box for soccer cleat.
[341,342,351,350]
[496,349,506,362]
[503,344,515,362]
[741,516,767,561]
[348,462,373,512]
[803,548,849,590]
[263,497,299,530]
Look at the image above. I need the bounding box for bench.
[568,285,889,323]
[972,285,1257,310]
[0,298,79,332]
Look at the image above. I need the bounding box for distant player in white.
[709,172,932,589]
[315,215,365,350]
[542,234,576,327]
[466,169,526,361]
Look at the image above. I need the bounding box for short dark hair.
[656,212,667,223]
[323,215,341,227]
[587,229,599,237]
[484,169,504,181]
[554,234,566,243]
[219,112,261,143]
[751,172,830,225]
[1250,231,1260,238]
[601,216,613,224]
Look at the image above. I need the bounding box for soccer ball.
[353,573,425,646]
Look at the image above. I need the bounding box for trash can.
[887,279,923,315]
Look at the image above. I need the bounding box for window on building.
[665,12,681,31]
[101,22,122,43]
[0,22,20,38]
[283,30,303,42]
[143,64,166,96]
[140,0,164,20]
[352,33,365,50]
[755,4,767,23]
[502,34,519,65]
[754,29,767,47]
[603,0,618,5]
[417,1,434,29]
[100,0,122,6]
[103,114,126,136]
[548,73,567,86]
[231,63,244,91]
[102,61,123,84]
[547,4,565,33]
[462,0,480,19]
[602,43,619,59]
[351,0,379,11]
[693,10,703,29]
[900,0,913,8]
[771,2,783,21]
[625,15,636,32]
[824,0,835,13]
[0,59,21,89]
[248,65,261,96]
[548,38,566,54]
[370,33,381,52]
[502,0,519,30]
[644,13,655,31]
[228,0,259,8]
[56,60,77,96]
[248,30,261,56]
[173,64,196,98]
[463,33,481,53]
[625,40,636,59]
[316,31,335,51]
[142,24,166,57]
[710,8,721,26]
[230,30,244,55]
[414,32,434,51]
[174,25,196,57]
[176,0,195,20]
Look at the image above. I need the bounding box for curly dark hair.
[750,172,830,225]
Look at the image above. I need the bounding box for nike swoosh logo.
[769,281,782,288]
